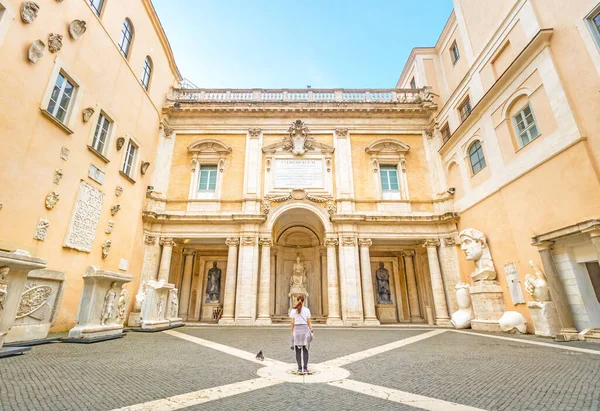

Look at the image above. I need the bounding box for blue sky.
[153,0,454,89]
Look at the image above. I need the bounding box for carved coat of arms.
[283,120,315,156]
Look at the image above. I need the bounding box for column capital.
[225,237,239,247]
[341,236,357,246]
[358,238,372,248]
[248,128,262,138]
[401,249,416,258]
[422,238,440,248]
[144,235,156,246]
[532,241,554,251]
[182,248,196,256]
[443,236,457,246]
[335,128,349,137]
[258,237,273,247]
[160,237,175,247]
[241,236,256,246]
[324,238,338,247]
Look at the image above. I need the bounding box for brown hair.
[293,295,305,314]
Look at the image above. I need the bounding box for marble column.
[338,236,363,324]
[325,238,343,326]
[536,242,577,336]
[320,247,328,316]
[234,236,260,324]
[402,250,421,320]
[219,238,239,325]
[358,239,380,326]
[157,237,175,282]
[422,239,450,325]
[256,238,273,325]
[178,249,196,320]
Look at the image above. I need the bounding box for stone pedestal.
[469,281,505,332]
[140,280,173,329]
[67,267,132,340]
[0,250,47,351]
[375,304,397,324]
[166,288,182,327]
[6,269,65,343]
[201,302,222,322]
[528,301,560,337]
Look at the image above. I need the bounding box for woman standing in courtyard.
[290,295,313,375]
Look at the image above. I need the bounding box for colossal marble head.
[459,228,496,282]
[459,228,487,261]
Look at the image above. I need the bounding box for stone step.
[579,328,600,342]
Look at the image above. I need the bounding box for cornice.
[330,212,459,224]
[143,0,183,81]
[142,211,266,224]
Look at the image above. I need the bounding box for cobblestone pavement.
[0,327,599,410]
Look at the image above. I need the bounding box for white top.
[289,306,311,325]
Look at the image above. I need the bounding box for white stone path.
[113,328,600,411]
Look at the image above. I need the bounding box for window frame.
[198,165,218,192]
[119,135,140,183]
[512,102,541,147]
[458,97,472,122]
[40,60,84,134]
[585,5,600,50]
[87,108,116,162]
[467,140,487,175]
[379,165,400,192]
[46,72,76,124]
[118,18,134,59]
[440,123,451,144]
[88,0,105,17]
[450,41,460,65]
[141,56,153,91]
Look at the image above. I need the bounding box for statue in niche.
[116,289,129,324]
[375,262,392,304]
[290,255,307,290]
[157,297,164,319]
[459,228,497,282]
[101,282,117,325]
[205,262,222,302]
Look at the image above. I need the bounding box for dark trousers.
[295,346,309,369]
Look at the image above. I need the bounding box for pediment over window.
[262,137,334,155]
[188,139,232,154]
[365,138,410,155]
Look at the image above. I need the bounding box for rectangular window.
[441,124,451,143]
[513,103,540,147]
[47,72,75,123]
[410,77,416,89]
[198,165,218,191]
[88,0,104,17]
[91,113,111,155]
[458,97,472,122]
[451,41,460,64]
[379,165,399,191]
[122,140,137,177]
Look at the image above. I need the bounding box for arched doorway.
[269,206,327,321]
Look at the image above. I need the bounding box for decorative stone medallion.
[20,2,40,24]
[48,33,63,53]
[105,220,114,234]
[60,147,69,161]
[68,20,86,39]
[33,218,50,241]
[116,137,125,151]
[82,107,94,123]
[28,40,45,63]
[15,284,53,319]
[53,168,63,185]
[115,186,123,197]
[140,161,150,175]
[45,191,60,210]
[110,204,120,216]
[102,240,112,258]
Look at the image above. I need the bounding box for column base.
[255,317,272,326]
[434,318,452,327]
[326,317,343,326]
[363,318,380,326]
[555,328,580,342]
[235,318,255,326]
[218,317,235,325]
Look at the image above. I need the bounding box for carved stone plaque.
[64,181,104,253]
[274,159,323,188]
